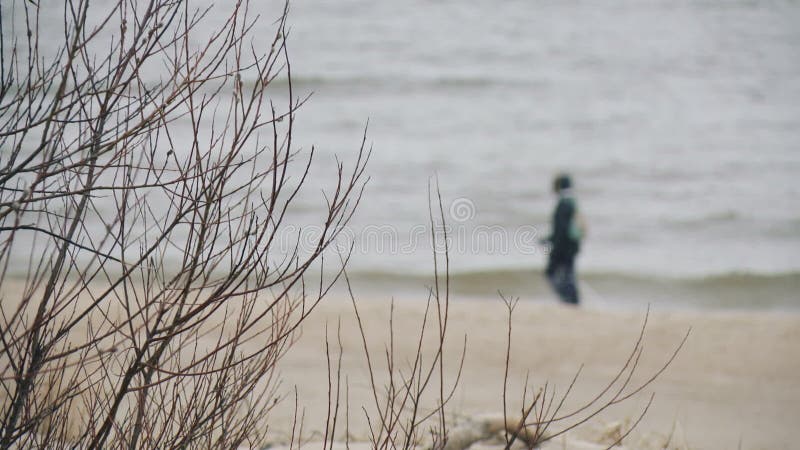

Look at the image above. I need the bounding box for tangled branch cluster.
[0,1,367,448]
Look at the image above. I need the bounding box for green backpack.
[565,197,587,242]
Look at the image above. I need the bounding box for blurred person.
[543,173,585,305]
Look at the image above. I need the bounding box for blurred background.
[275,0,800,310]
[16,0,800,310]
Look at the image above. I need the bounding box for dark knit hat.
[553,173,572,192]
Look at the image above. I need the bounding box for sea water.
[5,0,800,310]
[279,0,800,310]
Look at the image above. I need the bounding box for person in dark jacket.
[544,173,583,304]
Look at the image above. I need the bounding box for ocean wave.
[243,74,529,92]
[350,267,800,285]
[660,210,741,227]
[345,268,800,310]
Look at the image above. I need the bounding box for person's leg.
[545,254,561,296]
[546,252,579,304]
[560,256,579,304]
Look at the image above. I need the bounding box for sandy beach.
[2,279,797,449]
[268,293,800,450]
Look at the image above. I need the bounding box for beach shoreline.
[268,293,800,449]
[2,277,797,448]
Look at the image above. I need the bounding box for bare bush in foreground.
[322,187,688,450]
[497,299,689,449]
[341,186,466,450]
[0,1,367,448]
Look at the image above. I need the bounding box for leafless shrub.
[316,184,466,449]
[498,298,690,449]
[0,1,367,449]
[328,187,688,450]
